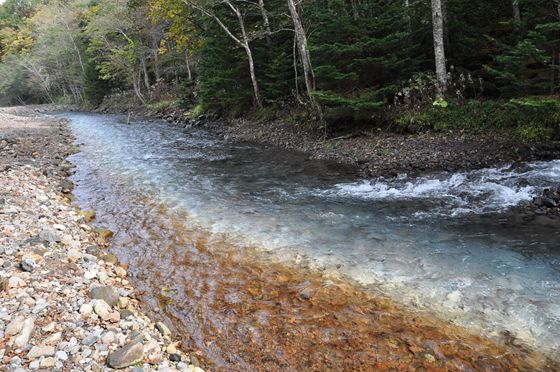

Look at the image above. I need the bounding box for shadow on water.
[63,112,560,370]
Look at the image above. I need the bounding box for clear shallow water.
[63,112,560,358]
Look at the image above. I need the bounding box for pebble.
[20,258,35,272]
[54,349,67,361]
[84,270,97,280]
[93,300,112,319]
[14,317,34,347]
[156,322,172,337]
[80,303,93,316]
[108,342,145,369]
[29,360,40,370]
[118,296,129,309]
[39,229,62,243]
[115,266,127,277]
[101,331,115,345]
[102,253,119,265]
[27,345,55,359]
[67,249,82,262]
[9,276,25,288]
[43,322,56,332]
[85,245,103,257]
[120,309,134,319]
[40,356,56,368]
[5,316,25,336]
[166,344,178,354]
[44,332,62,345]
[90,286,120,307]
[82,334,98,346]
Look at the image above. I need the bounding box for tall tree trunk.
[350,0,359,21]
[131,69,146,105]
[431,0,448,97]
[64,22,85,73]
[552,47,558,92]
[185,0,262,108]
[293,32,300,102]
[287,0,315,99]
[287,0,324,132]
[257,0,271,35]
[225,0,262,108]
[512,0,521,23]
[441,0,449,50]
[185,51,193,81]
[152,37,162,81]
[404,0,412,32]
[141,57,150,91]
[153,50,161,81]
[243,44,261,108]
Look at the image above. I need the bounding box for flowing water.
[63,112,560,369]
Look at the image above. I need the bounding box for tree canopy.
[0,0,559,136]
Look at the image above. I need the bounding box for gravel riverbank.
[202,118,560,177]
[0,107,204,371]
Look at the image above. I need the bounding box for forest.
[1,0,560,141]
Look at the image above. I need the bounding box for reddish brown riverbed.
[99,204,556,371]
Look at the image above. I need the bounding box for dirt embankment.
[0,106,205,371]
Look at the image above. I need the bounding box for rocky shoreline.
[0,106,204,371]
[125,104,560,178]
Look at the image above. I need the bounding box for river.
[62,112,560,370]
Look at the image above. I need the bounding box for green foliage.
[516,125,556,142]
[303,0,416,126]
[508,97,560,141]
[0,54,39,105]
[187,104,203,118]
[145,99,179,112]
[392,97,560,143]
[83,55,111,106]
[432,98,449,108]
[484,32,551,96]
[195,13,252,115]
[0,0,558,150]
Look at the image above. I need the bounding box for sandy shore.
[0,107,204,371]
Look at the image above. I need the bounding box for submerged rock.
[60,180,73,194]
[85,245,103,257]
[101,254,118,265]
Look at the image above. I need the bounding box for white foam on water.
[319,162,560,216]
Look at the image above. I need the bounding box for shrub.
[390,96,560,142]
